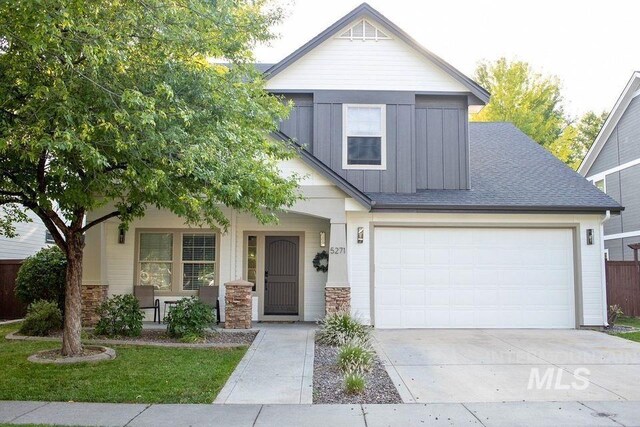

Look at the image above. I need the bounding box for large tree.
[471,58,566,148]
[0,0,299,356]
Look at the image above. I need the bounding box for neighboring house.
[579,71,640,261]
[82,3,621,328]
[0,209,53,260]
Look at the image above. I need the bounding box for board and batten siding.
[587,95,640,261]
[265,33,469,93]
[0,210,51,260]
[278,92,469,193]
[346,212,608,327]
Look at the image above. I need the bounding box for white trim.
[587,157,640,182]
[633,88,640,99]
[337,18,391,41]
[579,71,640,175]
[603,229,640,241]
[342,104,387,170]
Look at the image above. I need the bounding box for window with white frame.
[343,104,386,169]
[594,178,606,193]
[137,231,217,294]
[337,19,390,41]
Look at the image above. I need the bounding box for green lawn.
[616,316,640,329]
[614,331,640,344]
[0,323,246,404]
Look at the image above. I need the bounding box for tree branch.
[81,210,120,233]
[37,150,47,193]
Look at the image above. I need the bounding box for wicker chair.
[134,285,160,324]
[198,286,220,324]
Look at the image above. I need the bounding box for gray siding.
[588,96,640,176]
[586,96,640,260]
[277,93,314,151]
[276,91,470,194]
[415,96,469,190]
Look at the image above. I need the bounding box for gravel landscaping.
[313,339,402,404]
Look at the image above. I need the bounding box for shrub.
[317,311,370,346]
[608,304,624,326]
[19,300,63,336]
[344,372,366,394]
[15,247,66,313]
[94,294,143,337]
[165,297,215,338]
[337,339,374,374]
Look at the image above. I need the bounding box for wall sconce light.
[118,227,126,244]
[586,229,594,245]
[357,227,364,244]
[319,231,326,248]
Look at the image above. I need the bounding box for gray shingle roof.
[368,122,623,213]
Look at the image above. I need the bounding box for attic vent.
[338,19,390,41]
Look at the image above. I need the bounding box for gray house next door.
[264,236,299,316]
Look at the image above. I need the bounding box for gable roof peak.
[264,3,489,104]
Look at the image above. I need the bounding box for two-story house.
[82,3,621,329]
[579,72,640,261]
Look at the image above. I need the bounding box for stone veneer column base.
[81,285,108,326]
[224,280,253,329]
[325,286,351,315]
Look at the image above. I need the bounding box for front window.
[137,231,217,294]
[246,235,257,292]
[343,104,386,170]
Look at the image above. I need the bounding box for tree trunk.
[61,232,85,356]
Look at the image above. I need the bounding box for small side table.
[163,300,179,321]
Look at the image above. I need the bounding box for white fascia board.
[586,157,640,182]
[604,229,640,240]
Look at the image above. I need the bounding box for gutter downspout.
[600,210,611,326]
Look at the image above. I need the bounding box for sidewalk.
[1,400,639,426]
[213,323,315,404]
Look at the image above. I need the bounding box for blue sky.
[254,0,640,118]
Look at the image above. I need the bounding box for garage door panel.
[374,227,575,329]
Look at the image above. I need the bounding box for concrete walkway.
[214,323,315,404]
[2,400,640,426]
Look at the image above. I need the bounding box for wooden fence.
[606,260,640,317]
[0,260,26,320]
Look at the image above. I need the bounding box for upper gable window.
[342,104,386,170]
[338,19,390,41]
[594,178,606,193]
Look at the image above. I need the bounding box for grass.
[615,331,640,343]
[616,316,640,329]
[0,323,246,404]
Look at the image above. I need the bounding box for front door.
[264,236,299,316]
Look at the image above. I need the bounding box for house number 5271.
[330,247,346,254]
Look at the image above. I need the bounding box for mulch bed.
[14,329,258,347]
[89,330,257,345]
[35,347,104,360]
[313,340,402,404]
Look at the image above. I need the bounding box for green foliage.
[15,247,66,313]
[19,300,62,336]
[344,371,366,395]
[317,311,370,346]
[472,58,566,148]
[94,294,143,337]
[165,297,215,338]
[337,339,374,374]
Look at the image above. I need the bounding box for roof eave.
[263,3,489,105]
[271,131,372,208]
[370,204,624,214]
[578,71,640,176]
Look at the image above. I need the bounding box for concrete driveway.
[374,329,640,403]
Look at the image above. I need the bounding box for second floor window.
[343,104,386,170]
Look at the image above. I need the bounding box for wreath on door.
[313,250,329,273]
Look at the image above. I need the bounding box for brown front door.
[264,236,299,316]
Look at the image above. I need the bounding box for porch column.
[81,222,109,325]
[325,221,350,315]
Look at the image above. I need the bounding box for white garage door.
[374,227,576,329]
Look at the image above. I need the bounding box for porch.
[81,183,357,325]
